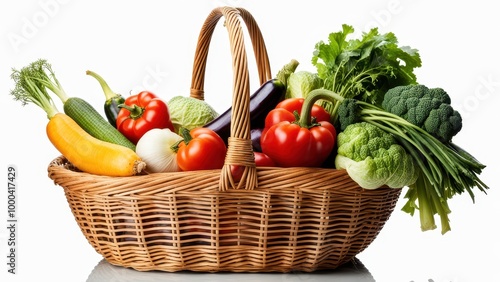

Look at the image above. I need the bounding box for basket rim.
[48,155,401,197]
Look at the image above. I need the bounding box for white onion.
[135,128,183,173]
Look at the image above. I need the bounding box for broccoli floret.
[335,122,419,189]
[424,104,462,142]
[337,98,360,131]
[381,84,462,143]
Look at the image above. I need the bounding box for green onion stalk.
[301,88,488,234]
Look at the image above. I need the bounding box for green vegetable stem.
[86,70,126,128]
[303,88,488,234]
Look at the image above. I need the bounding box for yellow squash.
[47,113,145,176]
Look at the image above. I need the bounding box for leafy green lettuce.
[312,24,422,122]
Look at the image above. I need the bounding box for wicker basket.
[47,6,401,273]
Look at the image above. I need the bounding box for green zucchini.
[63,97,136,151]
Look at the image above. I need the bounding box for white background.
[1,0,499,281]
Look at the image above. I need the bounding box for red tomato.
[176,128,227,171]
[254,151,276,167]
[230,152,276,181]
[116,91,174,144]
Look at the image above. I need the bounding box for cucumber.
[63,97,136,151]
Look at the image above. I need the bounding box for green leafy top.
[312,24,422,107]
[10,59,61,119]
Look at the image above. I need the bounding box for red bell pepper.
[263,97,331,135]
[175,127,227,171]
[275,98,331,123]
[260,98,336,167]
[116,91,174,144]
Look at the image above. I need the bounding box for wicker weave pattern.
[47,6,401,273]
[49,156,400,272]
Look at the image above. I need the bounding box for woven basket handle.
[190,7,272,100]
[190,7,272,191]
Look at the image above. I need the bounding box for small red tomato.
[254,151,276,167]
[176,128,227,171]
[230,151,276,181]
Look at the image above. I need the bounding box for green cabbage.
[167,96,219,134]
[335,122,419,189]
[285,70,323,99]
